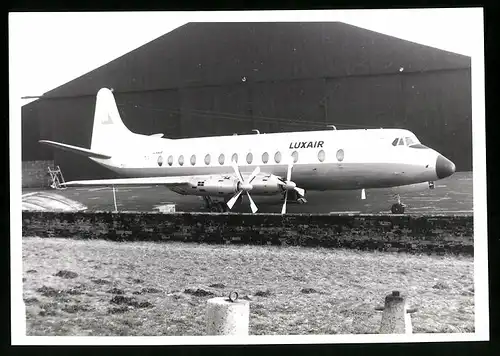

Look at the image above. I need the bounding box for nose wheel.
[391,194,406,214]
[282,190,308,204]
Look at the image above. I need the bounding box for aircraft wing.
[63,176,195,187]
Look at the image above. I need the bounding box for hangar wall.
[21,22,472,181]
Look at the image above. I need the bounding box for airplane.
[39,88,456,214]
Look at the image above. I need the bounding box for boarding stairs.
[48,165,67,190]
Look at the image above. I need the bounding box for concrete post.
[112,185,118,212]
[206,293,249,336]
[379,291,412,334]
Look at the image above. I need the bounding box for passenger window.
[262,152,269,164]
[246,152,253,164]
[168,155,173,166]
[274,151,282,163]
[178,155,184,166]
[232,153,238,163]
[318,150,325,162]
[336,149,344,162]
[190,154,196,166]
[292,150,299,163]
[205,154,211,165]
[392,138,399,146]
[218,153,225,165]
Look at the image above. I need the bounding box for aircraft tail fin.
[90,88,134,153]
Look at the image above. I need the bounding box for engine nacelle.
[196,177,240,195]
[247,176,282,195]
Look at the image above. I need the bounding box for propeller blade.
[294,187,305,197]
[231,160,244,182]
[246,166,261,184]
[226,190,243,209]
[246,192,258,213]
[286,162,293,182]
[281,190,288,214]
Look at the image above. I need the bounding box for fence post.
[379,291,414,334]
[206,292,249,335]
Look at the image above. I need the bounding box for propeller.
[277,157,306,214]
[226,161,260,213]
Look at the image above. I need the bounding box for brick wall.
[22,212,474,255]
[22,160,55,188]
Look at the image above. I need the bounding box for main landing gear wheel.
[210,205,220,212]
[391,194,406,214]
[210,202,229,213]
[391,203,405,214]
[204,197,228,213]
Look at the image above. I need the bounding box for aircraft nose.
[435,155,456,179]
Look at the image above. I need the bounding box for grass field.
[22,237,474,336]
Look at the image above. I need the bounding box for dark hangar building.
[22,22,472,184]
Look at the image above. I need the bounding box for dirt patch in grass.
[209,283,225,289]
[110,295,154,309]
[184,288,215,297]
[108,306,131,314]
[142,287,162,294]
[36,286,62,297]
[91,278,111,285]
[54,270,79,279]
[24,297,39,305]
[64,288,84,295]
[107,288,125,295]
[432,282,451,290]
[255,290,273,297]
[126,277,144,284]
[22,237,474,336]
[301,288,319,294]
[110,295,136,305]
[62,304,91,313]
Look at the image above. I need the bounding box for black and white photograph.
[9,8,488,344]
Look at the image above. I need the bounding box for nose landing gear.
[391,194,406,214]
[282,190,308,204]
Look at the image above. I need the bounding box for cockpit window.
[393,136,421,147]
[405,137,416,146]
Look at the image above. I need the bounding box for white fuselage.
[91,128,443,192]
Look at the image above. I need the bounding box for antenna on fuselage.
[327,125,337,130]
[252,129,260,135]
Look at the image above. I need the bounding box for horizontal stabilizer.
[39,140,112,159]
[63,176,193,187]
